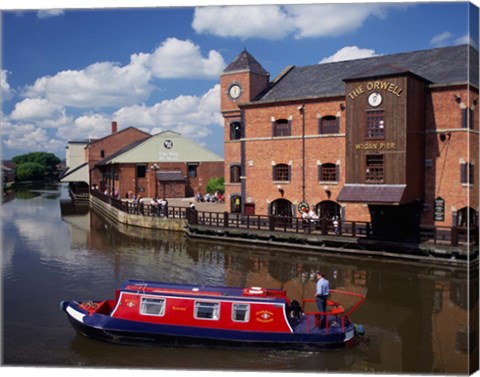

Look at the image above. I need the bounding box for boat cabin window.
[140,297,166,316]
[232,303,250,322]
[194,302,220,320]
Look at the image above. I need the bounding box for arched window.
[230,165,241,183]
[270,199,294,217]
[273,163,290,182]
[315,200,341,220]
[230,121,242,140]
[272,119,291,137]
[319,115,339,134]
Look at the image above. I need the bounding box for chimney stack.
[111,121,118,134]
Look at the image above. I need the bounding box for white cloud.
[21,38,224,109]
[56,113,111,141]
[147,38,226,79]
[1,69,13,101]
[37,9,65,19]
[192,6,292,40]
[2,121,65,153]
[24,57,153,109]
[319,46,379,63]
[193,4,398,40]
[113,84,222,140]
[430,32,453,47]
[10,98,63,121]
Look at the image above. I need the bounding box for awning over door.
[337,184,406,205]
[60,162,89,184]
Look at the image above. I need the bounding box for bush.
[15,162,46,181]
[206,177,224,194]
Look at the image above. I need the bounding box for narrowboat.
[60,280,365,349]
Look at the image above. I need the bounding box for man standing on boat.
[315,272,330,328]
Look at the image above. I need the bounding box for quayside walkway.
[89,190,478,264]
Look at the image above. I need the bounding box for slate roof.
[257,44,478,103]
[223,49,269,76]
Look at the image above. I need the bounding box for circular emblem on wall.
[298,201,310,214]
[228,84,242,100]
[163,139,173,149]
[368,92,383,107]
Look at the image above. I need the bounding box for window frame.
[139,297,166,317]
[232,303,250,322]
[273,119,291,137]
[136,164,147,178]
[273,163,290,182]
[230,164,241,183]
[319,115,339,134]
[365,110,385,140]
[320,163,338,182]
[230,121,242,140]
[194,301,220,321]
[187,163,198,178]
[365,154,384,183]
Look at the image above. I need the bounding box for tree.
[12,152,61,180]
[206,177,224,194]
[12,152,61,175]
[15,162,46,181]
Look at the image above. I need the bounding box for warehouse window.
[230,165,241,183]
[365,154,384,183]
[230,121,242,140]
[273,119,291,137]
[365,110,385,140]
[319,116,339,134]
[136,164,146,178]
[319,163,339,182]
[273,164,290,182]
[460,162,474,184]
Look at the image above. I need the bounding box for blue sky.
[1,1,479,161]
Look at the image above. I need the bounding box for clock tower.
[221,49,269,214]
[220,49,270,114]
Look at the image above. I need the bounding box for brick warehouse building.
[221,45,478,241]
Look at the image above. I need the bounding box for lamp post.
[151,163,159,198]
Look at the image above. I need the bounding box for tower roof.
[223,49,269,76]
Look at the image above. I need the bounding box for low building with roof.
[95,130,224,199]
[221,45,478,242]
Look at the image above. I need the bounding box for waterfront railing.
[90,190,478,248]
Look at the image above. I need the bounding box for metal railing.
[90,190,478,247]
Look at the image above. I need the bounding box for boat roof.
[120,280,287,303]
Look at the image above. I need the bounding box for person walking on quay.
[315,271,330,328]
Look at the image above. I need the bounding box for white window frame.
[232,303,250,322]
[194,301,220,320]
[140,297,166,317]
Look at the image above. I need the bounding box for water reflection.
[1,184,477,374]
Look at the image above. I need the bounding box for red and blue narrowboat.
[60,280,365,349]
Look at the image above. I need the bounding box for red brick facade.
[221,49,478,231]
[88,123,150,191]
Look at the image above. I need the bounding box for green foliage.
[15,162,46,181]
[12,152,61,175]
[206,177,224,194]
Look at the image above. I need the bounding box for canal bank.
[89,194,477,267]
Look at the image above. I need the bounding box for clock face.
[228,84,242,99]
[368,92,382,107]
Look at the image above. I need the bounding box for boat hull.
[63,301,355,349]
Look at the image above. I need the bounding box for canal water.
[1,183,477,374]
